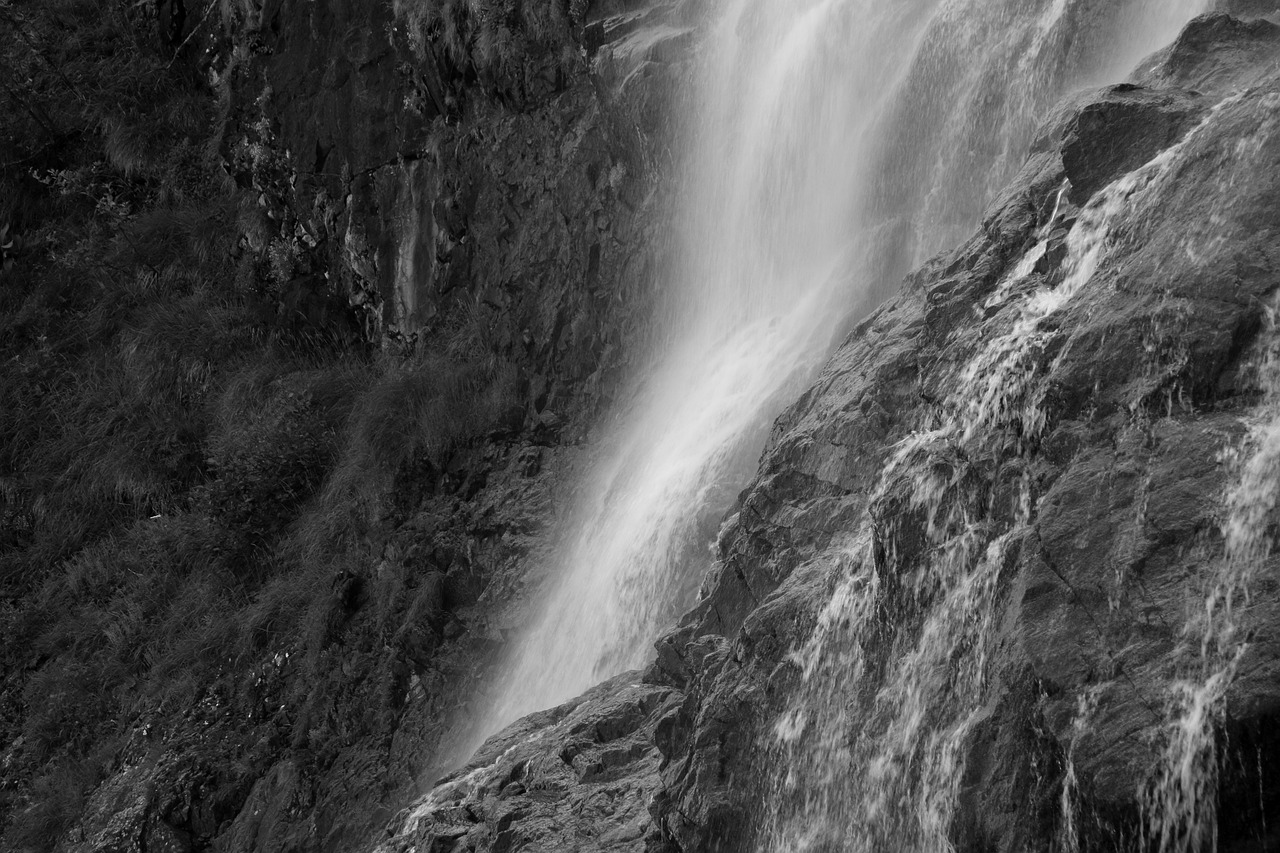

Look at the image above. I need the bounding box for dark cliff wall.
[223,0,688,419]
[0,0,691,849]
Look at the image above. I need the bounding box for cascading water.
[465,0,1210,754]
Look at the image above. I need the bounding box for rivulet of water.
[1061,688,1105,853]
[464,0,1208,754]
[1142,93,1280,853]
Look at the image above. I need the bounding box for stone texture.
[221,0,690,428]
[1135,13,1280,95]
[1215,0,1280,20]
[375,673,680,853]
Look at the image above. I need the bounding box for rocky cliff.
[381,10,1280,853]
[6,1,1280,852]
[657,12,1280,853]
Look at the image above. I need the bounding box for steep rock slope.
[377,672,679,853]
[652,13,1280,853]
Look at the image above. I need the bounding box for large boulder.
[1135,12,1280,94]
[1215,0,1280,19]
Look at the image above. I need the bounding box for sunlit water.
[463,0,1211,760]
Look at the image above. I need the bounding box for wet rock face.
[642,15,1280,853]
[115,10,1280,853]
[1049,85,1200,201]
[371,14,1280,853]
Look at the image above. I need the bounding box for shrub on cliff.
[200,364,361,545]
[1,0,223,228]
[336,355,522,494]
[1,0,266,846]
[0,216,250,587]
[3,512,240,849]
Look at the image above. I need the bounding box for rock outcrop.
[9,4,1280,853]
[375,673,678,853]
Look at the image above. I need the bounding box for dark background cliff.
[0,0,690,848]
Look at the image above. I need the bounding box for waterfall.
[464,0,1209,754]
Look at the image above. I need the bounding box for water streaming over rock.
[1140,92,1280,853]
[1061,687,1105,853]
[467,0,1210,755]
[760,76,1220,853]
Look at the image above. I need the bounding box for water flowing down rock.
[649,15,1280,853]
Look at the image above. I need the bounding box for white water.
[465,0,1210,752]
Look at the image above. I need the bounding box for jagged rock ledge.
[373,672,677,853]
